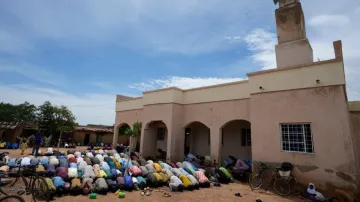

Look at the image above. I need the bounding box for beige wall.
[250,85,358,194]
[221,120,251,160]
[248,60,345,94]
[74,131,126,145]
[113,57,359,194]
[350,112,360,173]
[115,60,345,112]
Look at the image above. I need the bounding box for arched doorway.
[143,121,168,159]
[184,121,210,156]
[117,123,131,146]
[221,120,252,166]
[112,123,131,148]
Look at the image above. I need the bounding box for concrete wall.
[350,112,360,172]
[74,131,129,145]
[250,85,358,194]
[221,120,251,160]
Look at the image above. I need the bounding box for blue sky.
[0,0,359,125]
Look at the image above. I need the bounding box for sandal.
[163,193,171,197]
[235,193,242,197]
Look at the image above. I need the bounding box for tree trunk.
[129,136,138,152]
[57,130,62,149]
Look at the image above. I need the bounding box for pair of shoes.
[213,183,221,187]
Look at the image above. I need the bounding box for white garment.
[68,168,78,178]
[78,161,87,172]
[21,157,31,166]
[307,183,325,201]
[95,154,104,162]
[100,162,110,170]
[170,176,182,187]
[132,177,138,184]
[77,157,84,163]
[49,158,59,165]
[64,143,69,147]
[74,151,81,157]
[86,152,94,158]
[46,148,53,154]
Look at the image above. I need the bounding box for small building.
[0,122,38,143]
[73,124,129,146]
[113,0,360,195]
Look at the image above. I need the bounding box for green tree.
[118,124,130,136]
[124,122,142,152]
[54,105,76,148]
[37,101,57,134]
[37,101,76,148]
[0,102,37,141]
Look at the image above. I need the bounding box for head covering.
[307,183,316,194]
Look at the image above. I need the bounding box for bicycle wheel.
[249,172,263,190]
[273,177,291,196]
[0,195,26,202]
[31,176,50,202]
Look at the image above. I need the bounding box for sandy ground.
[1,148,304,202]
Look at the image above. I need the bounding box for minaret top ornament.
[273,0,298,7]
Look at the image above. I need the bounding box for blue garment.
[136,176,146,185]
[69,163,77,168]
[41,157,49,166]
[52,176,65,188]
[124,176,133,188]
[160,163,172,169]
[46,164,56,177]
[35,135,42,144]
[179,168,189,175]
[12,143,19,149]
[8,158,17,167]
[111,168,117,177]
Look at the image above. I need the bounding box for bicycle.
[1,164,51,202]
[0,171,26,202]
[249,161,295,196]
[0,194,26,202]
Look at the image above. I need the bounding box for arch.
[184,121,209,129]
[141,120,168,160]
[184,121,211,157]
[115,122,132,130]
[112,122,133,148]
[220,119,251,129]
[220,119,252,168]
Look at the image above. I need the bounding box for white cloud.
[238,5,360,100]
[129,76,244,91]
[0,84,117,125]
[243,29,277,70]
[0,62,66,86]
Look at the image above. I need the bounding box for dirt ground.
[1,148,304,202]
